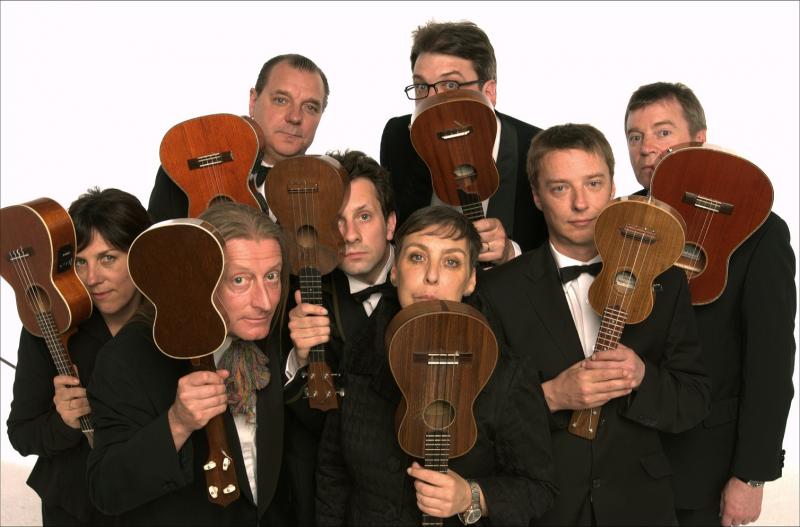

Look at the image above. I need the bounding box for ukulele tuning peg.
[336,388,346,398]
[208,486,219,499]
[223,484,237,495]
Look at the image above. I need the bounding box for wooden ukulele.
[568,195,686,440]
[410,90,500,223]
[650,143,773,304]
[0,198,95,446]
[386,300,498,526]
[159,113,267,217]
[127,219,239,507]
[266,155,348,411]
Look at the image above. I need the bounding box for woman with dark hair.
[7,187,152,525]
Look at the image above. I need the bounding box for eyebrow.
[412,70,466,82]
[626,119,677,135]
[404,241,467,255]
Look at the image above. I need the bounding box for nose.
[640,133,659,156]
[82,263,101,287]
[340,219,360,245]
[285,103,302,125]
[250,280,273,312]
[424,261,439,285]
[572,187,588,212]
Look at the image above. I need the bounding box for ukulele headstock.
[306,360,340,411]
[201,427,240,507]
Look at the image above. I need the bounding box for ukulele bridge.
[437,126,473,140]
[619,224,657,244]
[682,192,734,215]
[413,351,473,365]
[287,183,319,194]
[187,151,234,170]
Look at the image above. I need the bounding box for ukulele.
[0,198,95,446]
[650,143,773,305]
[159,113,267,217]
[410,90,500,223]
[127,219,239,507]
[568,195,686,440]
[386,300,498,526]
[266,155,348,411]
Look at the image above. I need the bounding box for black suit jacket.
[475,245,711,526]
[660,212,796,509]
[86,321,289,525]
[380,112,548,252]
[315,295,557,526]
[282,268,391,526]
[7,310,112,524]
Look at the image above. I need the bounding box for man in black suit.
[282,150,398,525]
[148,53,330,222]
[87,203,291,525]
[380,20,547,264]
[624,82,797,526]
[476,123,711,525]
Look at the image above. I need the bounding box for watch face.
[465,509,481,524]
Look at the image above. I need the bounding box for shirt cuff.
[284,347,302,386]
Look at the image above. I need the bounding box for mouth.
[91,291,111,300]
[569,218,594,228]
[413,295,438,303]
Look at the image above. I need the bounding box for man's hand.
[287,289,330,366]
[473,218,514,264]
[720,477,763,526]
[408,462,482,518]
[582,344,645,389]
[542,358,635,412]
[53,369,90,429]
[168,369,229,450]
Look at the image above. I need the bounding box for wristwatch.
[458,480,482,525]
[736,476,765,488]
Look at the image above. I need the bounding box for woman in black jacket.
[7,187,151,525]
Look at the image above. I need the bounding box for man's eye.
[657,129,672,138]
[75,258,86,268]
[273,96,287,105]
[360,213,371,222]
[303,103,320,114]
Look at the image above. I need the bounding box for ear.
[385,211,398,241]
[610,179,616,199]
[248,88,258,118]
[532,187,543,211]
[481,79,497,107]
[694,129,707,144]
[463,269,477,297]
[389,264,397,286]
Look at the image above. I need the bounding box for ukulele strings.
[685,202,714,281]
[9,247,72,376]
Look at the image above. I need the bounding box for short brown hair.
[326,149,396,221]
[410,21,497,83]
[69,187,152,253]
[394,206,481,269]
[527,124,615,190]
[625,82,707,136]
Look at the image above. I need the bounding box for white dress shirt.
[550,244,602,358]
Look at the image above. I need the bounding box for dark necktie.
[352,278,394,304]
[559,262,602,284]
[254,165,270,187]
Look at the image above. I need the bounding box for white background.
[2,0,797,518]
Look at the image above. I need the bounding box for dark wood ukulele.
[650,143,773,304]
[410,90,500,224]
[568,195,686,440]
[127,219,239,506]
[159,113,267,217]
[386,300,498,526]
[266,155,348,411]
[0,198,95,446]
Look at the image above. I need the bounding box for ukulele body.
[650,144,773,304]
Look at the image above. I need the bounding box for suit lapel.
[524,247,587,369]
[486,113,518,237]
[255,335,283,517]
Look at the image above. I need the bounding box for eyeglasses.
[404,79,483,100]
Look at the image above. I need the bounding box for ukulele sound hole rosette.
[423,400,456,430]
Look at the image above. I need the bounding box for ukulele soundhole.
[422,400,456,431]
[295,225,319,250]
[208,195,234,207]
[613,270,638,293]
[676,242,707,276]
[25,285,51,313]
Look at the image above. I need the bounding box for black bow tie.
[352,278,394,304]
[559,262,602,284]
[254,165,270,187]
